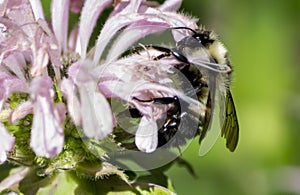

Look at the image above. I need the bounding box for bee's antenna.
[171,27,197,35]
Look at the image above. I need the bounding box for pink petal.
[106,20,170,62]
[0,167,29,191]
[68,60,114,139]
[51,0,70,53]
[60,78,81,125]
[30,20,61,76]
[29,0,45,20]
[30,27,50,76]
[0,19,31,59]
[68,24,79,51]
[110,0,130,17]
[78,81,113,139]
[0,72,28,110]
[158,0,182,11]
[135,116,158,153]
[30,76,64,158]
[70,0,84,13]
[55,102,66,125]
[2,52,27,82]
[0,0,8,16]
[94,5,199,64]
[93,0,146,63]
[0,122,15,164]
[121,0,142,13]
[77,0,111,58]
[111,0,159,16]
[9,101,33,124]
[5,1,37,38]
[67,60,93,83]
[161,12,198,42]
[98,80,142,100]
[37,19,62,68]
[93,13,143,63]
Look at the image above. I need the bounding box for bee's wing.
[178,41,235,154]
[187,56,230,155]
[198,91,212,144]
[198,77,223,156]
[221,90,239,152]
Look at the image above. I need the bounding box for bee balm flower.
[0,0,202,193]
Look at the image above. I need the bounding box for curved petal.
[135,116,158,153]
[158,0,182,11]
[93,0,144,63]
[0,167,29,191]
[60,78,81,125]
[68,60,114,139]
[51,0,70,53]
[70,0,84,13]
[0,72,28,111]
[29,0,45,20]
[78,81,113,139]
[106,20,170,62]
[9,101,33,124]
[77,0,111,58]
[2,52,27,82]
[0,122,15,164]
[30,76,64,158]
[0,0,8,16]
[68,24,79,51]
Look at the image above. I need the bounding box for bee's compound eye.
[192,33,209,43]
[193,31,214,47]
[192,33,202,42]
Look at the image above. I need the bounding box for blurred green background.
[166,0,300,194]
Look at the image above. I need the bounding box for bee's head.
[172,26,230,66]
[172,27,215,48]
[192,30,215,48]
[194,28,230,66]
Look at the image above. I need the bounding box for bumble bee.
[133,26,239,154]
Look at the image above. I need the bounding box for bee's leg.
[133,96,179,105]
[130,45,172,59]
[131,45,190,63]
[128,108,142,118]
[149,45,190,64]
[133,96,182,129]
[171,48,190,64]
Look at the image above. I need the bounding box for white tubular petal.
[78,0,111,58]
[29,0,45,20]
[93,0,144,64]
[9,101,33,124]
[0,122,15,164]
[135,116,158,153]
[60,78,81,125]
[106,21,169,62]
[31,96,64,157]
[79,82,113,139]
[3,53,27,82]
[0,167,29,191]
[30,76,64,158]
[93,13,144,64]
[0,72,28,111]
[159,0,182,11]
[51,0,70,53]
